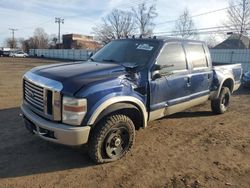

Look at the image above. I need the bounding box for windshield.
[91,40,160,67]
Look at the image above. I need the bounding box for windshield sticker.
[136,44,154,51]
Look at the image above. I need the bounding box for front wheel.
[211,87,231,114]
[88,114,135,163]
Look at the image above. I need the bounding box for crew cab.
[21,37,242,163]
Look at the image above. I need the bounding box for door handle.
[187,76,191,87]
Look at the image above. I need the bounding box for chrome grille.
[23,72,62,121]
[24,80,44,111]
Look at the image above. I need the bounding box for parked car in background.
[10,51,29,58]
[242,71,250,88]
[0,50,11,57]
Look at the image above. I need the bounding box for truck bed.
[212,62,242,93]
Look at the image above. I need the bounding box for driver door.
[149,42,190,120]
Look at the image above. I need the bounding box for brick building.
[62,34,101,50]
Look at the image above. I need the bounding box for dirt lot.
[0,57,250,188]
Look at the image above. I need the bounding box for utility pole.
[238,0,246,48]
[241,0,246,34]
[55,17,64,44]
[9,28,18,49]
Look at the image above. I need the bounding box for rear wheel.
[211,87,231,114]
[88,114,135,163]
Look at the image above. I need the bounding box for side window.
[157,43,187,72]
[185,43,208,68]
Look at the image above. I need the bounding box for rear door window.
[185,43,208,68]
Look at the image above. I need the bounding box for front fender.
[86,95,148,128]
[75,77,148,127]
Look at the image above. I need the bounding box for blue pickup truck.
[21,37,242,163]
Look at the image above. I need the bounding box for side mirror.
[152,64,175,80]
[154,64,161,71]
[152,71,162,80]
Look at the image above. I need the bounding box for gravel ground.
[0,57,250,188]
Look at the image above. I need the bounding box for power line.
[20,19,52,31]
[129,3,238,32]
[153,25,243,37]
[155,5,238,27]
[153,25,233,35]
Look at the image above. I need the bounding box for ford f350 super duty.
[21,37,242,163]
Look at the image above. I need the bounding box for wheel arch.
[93,102,144,130]
[87,96,148,128]
[216,77,235,98]
[222,78,234,93]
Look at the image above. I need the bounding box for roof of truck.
[116,36,205,44]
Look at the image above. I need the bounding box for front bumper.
[21,104,91,146]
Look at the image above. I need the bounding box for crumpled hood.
[31,61,126,95]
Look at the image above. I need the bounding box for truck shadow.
[234,86,250,95]
[0,107,96,179]
[167,111,214,119]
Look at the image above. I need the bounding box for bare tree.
[132,2,158,36]
[173,9,198,39]
[4,38,17,49]
[204,35,219,48]
[17,28,49,52]
[19,38,30,52]
[225,0,250,35]
[92,9,135,44]
[31,28,49,49]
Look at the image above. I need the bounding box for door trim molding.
[149,95,209,121]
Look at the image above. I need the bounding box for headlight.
[62,96,87,126]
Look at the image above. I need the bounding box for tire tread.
[88,114,135,163]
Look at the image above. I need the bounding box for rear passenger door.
[184,43,213,100]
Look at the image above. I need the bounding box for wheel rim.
[104,126,130,159]
[221,93,229,109]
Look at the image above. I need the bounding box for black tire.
[88,114,135,163]
[211,87,231,114]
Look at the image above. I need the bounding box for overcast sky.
[0,0,229,46]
